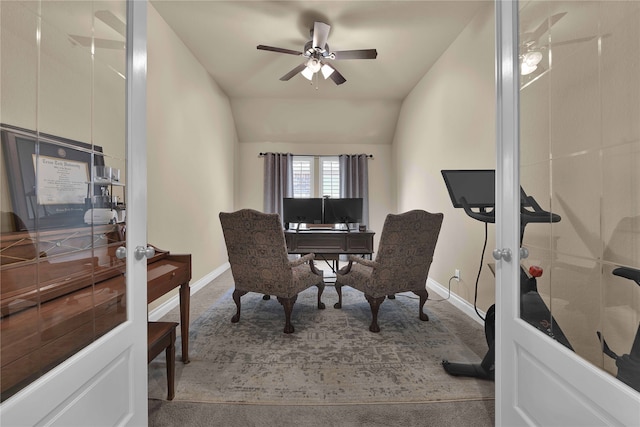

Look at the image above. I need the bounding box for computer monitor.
[282,198,323,226]
[323,198,363,225]
[441,169,495,209]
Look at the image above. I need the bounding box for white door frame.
[0,1,148,425]
[495,1,639,425]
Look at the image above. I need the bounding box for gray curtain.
[339,154,369,228]
[263,152,293,220]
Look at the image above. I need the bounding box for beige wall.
[147,5,236,307]
[236,142,395,248]
[394,2,496,311]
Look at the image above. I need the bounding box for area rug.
[148,287,494,405]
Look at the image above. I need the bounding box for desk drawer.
[147,260,190,303]
[344,235,374,252]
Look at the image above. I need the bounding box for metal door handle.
[492,248,512,262]
[116,246,155,260]
[135,245,155,260]
[520,247,529,259]
[116,246,127,259]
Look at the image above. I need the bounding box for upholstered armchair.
[219,209,325,333]
[334,209,443,332]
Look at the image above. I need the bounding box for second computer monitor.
[323,198,363,225]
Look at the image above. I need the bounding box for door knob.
[135,245,155,260]
[115,246,155,260]
[520,247,529,259]
[492,248,512,262]
[115,246,127,259]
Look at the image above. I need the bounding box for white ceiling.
[150,1,486,145]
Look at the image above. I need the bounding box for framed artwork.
[1,124,104,231]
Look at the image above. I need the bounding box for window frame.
[291,155,341,199]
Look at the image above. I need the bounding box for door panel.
[496,1,640,425]
[0,1,147,424]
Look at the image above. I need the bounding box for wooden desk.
[146,247,192,364]
[284,229,375,256]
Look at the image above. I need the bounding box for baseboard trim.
[426,278,485,326]
[148,262,230,321]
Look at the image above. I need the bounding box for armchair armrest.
[289,252,315,267]
[348,255,378,269]
[289,253,322,276]
[338,255,378,275]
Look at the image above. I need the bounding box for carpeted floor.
[149,269,495,426]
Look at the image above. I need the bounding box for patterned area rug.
[148,287,494,405]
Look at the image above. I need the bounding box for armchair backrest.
[372,210,443,292]
[219,209,292,293]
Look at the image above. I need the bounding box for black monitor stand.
[440,170,572,381]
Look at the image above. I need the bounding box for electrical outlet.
[454,269,460,280]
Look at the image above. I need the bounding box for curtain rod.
[259,152,373,159]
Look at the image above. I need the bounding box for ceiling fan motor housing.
[304,40,331,58]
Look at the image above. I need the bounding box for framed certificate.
[1,124,104,231]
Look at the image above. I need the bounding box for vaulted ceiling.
[150,1,485,145]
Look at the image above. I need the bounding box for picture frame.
[1,124,104,231]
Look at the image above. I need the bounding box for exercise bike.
[596,266,640,392]
[439,169,573,380]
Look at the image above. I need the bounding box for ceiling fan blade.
[550,35,596,47]
[332,49,378,60]
[327,64,346,85]
[529,12,567,42]
[280,63,307,81]
[538,33,610,52]
[69,35,125,49]
[312,22,331,51]
[95,10,126,37]
[257,45,302,56]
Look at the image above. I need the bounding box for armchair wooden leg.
[316,283,326,309]
[365,294,386,333]
[277,295,298,334]
[413,289,430,321]
[231,289,247,323]
[333,283,343,309]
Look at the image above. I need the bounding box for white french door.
[0,1,148,425]
[495,1,639,425]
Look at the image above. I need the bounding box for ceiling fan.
[68,10,125,50]
[257,21,377,85]
[519,12,566,76]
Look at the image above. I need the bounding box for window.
[292,156,340,198]
[292,157,313,198]
[320,157,340,198]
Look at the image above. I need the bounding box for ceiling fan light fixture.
[520,62,538,75]
[301,66,315,80]
[523,51,543,67]
[321,63,335,79]
[306,58,322,73]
